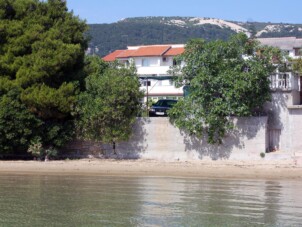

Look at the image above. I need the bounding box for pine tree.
[0,0,87,153]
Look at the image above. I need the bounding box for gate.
[269,129,281,151]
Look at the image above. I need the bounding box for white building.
[257,37,302,59]
[103,44,185,102]
[104,38,302,157]
[65,38,302,161]
[257,37,302,156]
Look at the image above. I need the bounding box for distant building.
[257,37,302,154]
[64,38,302,161]
[257,37,302,59]
[103,44,185,102]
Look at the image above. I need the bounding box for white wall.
[140,83,183,98]
[264,92,292,152]
[134,56,184,97]
[264,80,301,154]
[289,108,302,153]
[134,57,173,75]
[114,117,268,161]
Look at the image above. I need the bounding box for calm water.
[0,174,301,226]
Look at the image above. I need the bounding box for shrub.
[44,147,58,160]
[27,139,43,159]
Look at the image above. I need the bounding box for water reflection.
[0,175,301,226]
[263,181,281,225]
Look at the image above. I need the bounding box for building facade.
[258,37,302,155]
[103,44,185,102]
[102,38,302,157]
[257,37,302,59]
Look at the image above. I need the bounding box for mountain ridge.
[87,16,302,57]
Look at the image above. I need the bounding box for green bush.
[27,138,43,159]
[44,147,58,160]
[27,139,58,161]
[0,91,42,155]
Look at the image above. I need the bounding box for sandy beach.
[0,158,301,180]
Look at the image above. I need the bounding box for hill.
[87,17,302,57]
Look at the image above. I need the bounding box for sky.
[66,0,302,24]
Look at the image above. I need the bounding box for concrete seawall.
[66,117,267,161]
[109,117,268,161]
[64,117,269,161]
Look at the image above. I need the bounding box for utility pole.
[146,77,149,117]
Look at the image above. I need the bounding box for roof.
[102,50,124,62]
[129,45,171,57]
[164,47,185,56]
[116,49,136,58]
[103,45,185,61]
[257,37,302,50]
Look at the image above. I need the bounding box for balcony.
[270,73,297,90]
[137,66,171,75]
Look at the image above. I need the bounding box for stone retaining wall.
[63,117,268,161]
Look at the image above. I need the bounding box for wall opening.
[300,76,302,104]
[268,129,281,151]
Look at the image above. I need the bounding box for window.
[173,59,178,66]
[142,59,149,66]
[173,58,182,66]
[142,81,151,86]
[162,57,167,62]
[294,48,301,56]
[122,60,129,67]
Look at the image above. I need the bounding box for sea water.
[0,174,301,226]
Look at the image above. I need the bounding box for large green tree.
[169,33,282,144]
[76,60,143,154]
[0,0,87,153]
[0,89,42,155]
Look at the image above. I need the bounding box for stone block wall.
[62,140,103,158]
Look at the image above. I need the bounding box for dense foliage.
[169,33,282,144]
[76,58,143,153]
[0,90,42,155]
[292,58,302,75]
[0,0,87,154]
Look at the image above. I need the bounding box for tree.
[169,33,282,144]
[292,57,302,75]
[0,89,42,155]
[76,61,143,154]
[0,0,87,153]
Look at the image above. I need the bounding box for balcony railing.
[270,73,292,90]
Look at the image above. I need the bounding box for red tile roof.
[116,49,136,58]
[102,50,124,62]
[164,47,185,56]
[103,45,185,61]
[130,46,171,57]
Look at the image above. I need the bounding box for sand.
[0,159,301,180]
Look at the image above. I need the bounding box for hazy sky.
[66,0,302,24]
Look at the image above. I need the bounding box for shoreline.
[0,159,302,180]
